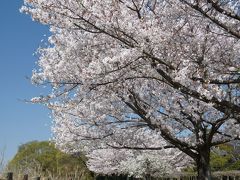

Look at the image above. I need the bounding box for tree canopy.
[211,143,240,171]
[21,0,240,179]
[7,141,93,179]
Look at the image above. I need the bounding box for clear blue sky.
[0,1,52,162]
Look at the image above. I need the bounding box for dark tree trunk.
[196,148,211,180]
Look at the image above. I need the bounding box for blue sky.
[0,1,52,162]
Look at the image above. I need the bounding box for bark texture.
[196,148,211,180]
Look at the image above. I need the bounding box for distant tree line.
[6,141,93,180]
[4,140,240,180]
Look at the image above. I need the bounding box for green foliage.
[182,143,240,172]
[210,153,230,171]
[7,141,93,179]
[210,143,240,171]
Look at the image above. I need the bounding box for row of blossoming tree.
[21,0,239,179]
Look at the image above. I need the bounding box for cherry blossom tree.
[53,122,190,178]
[21,0,240,179]
[87,148,183,178]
